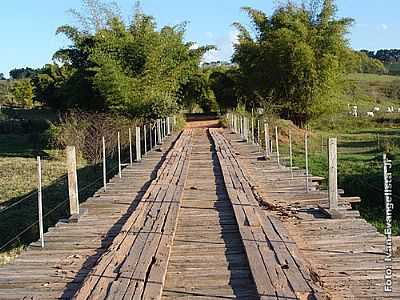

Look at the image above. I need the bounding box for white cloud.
[202,29,239,63]
[189,43,200,50]
[381,24,389,30]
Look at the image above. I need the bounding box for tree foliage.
[33,0,211,119]
[10,80,34,108]
[352,51,386,74]
[233,0,354,126]
[362,49,400,63]
[179,71,218,113]
[9,68,38,80]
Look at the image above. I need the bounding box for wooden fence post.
[275,126,280,166]
[239,116,242,137]
[102,137,106,191]
[144,125,147,155]
[136,126,141,162]
[251,117,254,144]
[157,119,161,144]
[234,115,238,133]
[328,138,338,209]
[305,132,309,193]
[243,117,246,140]
[149,124,153,150]
[244,117,247,140]
[37,156,44,248]
[66,146,79,217]
[160,119,163,141]
[167,117,171,135]
[155,120,158,145]
[117,132,122,178]
[163,119,166,139]
[257,119,260,147]
[247,117,250,142]
[264,122,270,159]
[289,130,293,179]
[129,128,133,166]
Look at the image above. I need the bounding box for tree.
[45,0,212,118]
[233,0,354,126]
[352,51,386,74]
[11,80,34,108]
[0,73,5,80]
[179,72,218,113]
[209,68,252,112]
[9,67,38,80]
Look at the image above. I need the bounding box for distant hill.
[384,62,400,75]
[201,61,237,69]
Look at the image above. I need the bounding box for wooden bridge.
[0,120,398,299]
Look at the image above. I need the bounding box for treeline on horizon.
[0,0,397,127]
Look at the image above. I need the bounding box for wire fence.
[0,116,177,254]
[226,111,400,201]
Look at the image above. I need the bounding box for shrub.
[385,79,400,100]
[0,119,50,134]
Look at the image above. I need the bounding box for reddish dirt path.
[185,116,221,129]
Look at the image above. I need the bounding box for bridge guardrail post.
[275,126,280,167]
[144,125,147,155]
[251,117,254,144]
[157,119,161,145]
[129,128,133,166]
[136,127,142,162]
[305,131,309,193]
[66,146,79,219]
[264,122,270,159]
[150,123,153,150]
[118,132,122,178]
[37,156,44,248]
[328,138,338,209]
[102,137,107,191]
[289,130,293,179]
[244,117,248,142]
[257,119,260,148]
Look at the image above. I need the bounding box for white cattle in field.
[367,112,375,117]
[373,107,380,112]
[387,107,394,113]
[351,106,358,117]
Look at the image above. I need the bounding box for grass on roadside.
[278,123,400,235]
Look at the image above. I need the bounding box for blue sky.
[1,0,400,77]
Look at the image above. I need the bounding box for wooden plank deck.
[0,132,181,300]
[221,129,400,299]
[0,124,397,300]
[162,128,258,300]
[210,129,323,300]
[73,129,193,300]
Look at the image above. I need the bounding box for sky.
[1,0,400,77]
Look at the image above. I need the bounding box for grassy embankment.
[0,108,120,264]
[277,73,400,235]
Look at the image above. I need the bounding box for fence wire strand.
[0,136,148,252]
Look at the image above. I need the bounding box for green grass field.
[278,73,400,235]
[281,128,400,235]
[0,109,122,264]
